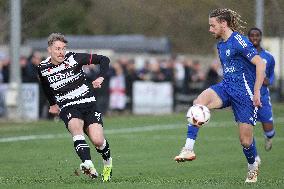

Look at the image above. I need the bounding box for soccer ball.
[186,104,210,126]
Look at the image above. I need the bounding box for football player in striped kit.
[38,33,112,181]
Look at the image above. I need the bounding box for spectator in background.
[25,51,51,119]
[117,56,129,74]
[125,59,138,112]
[206,61,221,87]
[173,57,185,93]
[188,60,206,93]
[2,57,10,83]
[190,60,206,82]
[0,53,6,116]
[0,53,5,83]
[26,51,43,82]
[137,60,151,81]
[161,58,175,82]
[109,62,126,113]
[0,55,29,83]
[20,56,29,82]
[182,58,193,94]
[148,60,166,82]
[161,56,176,110]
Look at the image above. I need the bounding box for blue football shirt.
[217,32,258,98]
[259,49,275,96]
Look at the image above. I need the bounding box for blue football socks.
[264,129,275,139]
[187,124,199,140]
[243,139,257,164]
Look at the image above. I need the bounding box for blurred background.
[0,0,283,120]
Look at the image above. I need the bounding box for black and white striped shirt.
[38,51,110,109]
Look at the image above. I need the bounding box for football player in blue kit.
[248,27,276,151]
[174,8,266,183]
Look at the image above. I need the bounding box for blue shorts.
[210,82,258,126]
[257,95,273,123]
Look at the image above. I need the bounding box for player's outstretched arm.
[251,55,266,107]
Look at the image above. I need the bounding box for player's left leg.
[239,122,259,183]
[174,86,224,162]
[86,124,112,182]
[83,103,113,181]
[231,91,260,183]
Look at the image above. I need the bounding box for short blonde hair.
[47,33,68,46]
[209,8,247,34]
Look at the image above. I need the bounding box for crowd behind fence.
[0,51,223,119]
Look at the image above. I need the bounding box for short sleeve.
[233,34,258,62]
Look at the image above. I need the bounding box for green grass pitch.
[0,103,283,189]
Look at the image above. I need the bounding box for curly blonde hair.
[209,8,247,34]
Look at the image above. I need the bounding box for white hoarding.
[133,81,173,114]
[0,83,39,120]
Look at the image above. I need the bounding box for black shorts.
[59,103,103,131]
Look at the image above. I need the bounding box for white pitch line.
[1,117,283,143]
[0,124,182,143]
[0,122,220,143]
[0,121,231,143]
[0,134,69,143]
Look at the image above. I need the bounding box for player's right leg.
[257,96,275,151]
[174,87,224,162]
[59,108,98,179]
[68,118,99,179]
[262,122,274,151]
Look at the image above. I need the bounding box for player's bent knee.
[89,134,104,147]
[92,138,105,147]
[86,123,105,147]
[240,139,252,148]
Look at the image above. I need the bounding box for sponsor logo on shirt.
[48,70,75,83]
[224,66,236,73]
[226,49,230,56]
